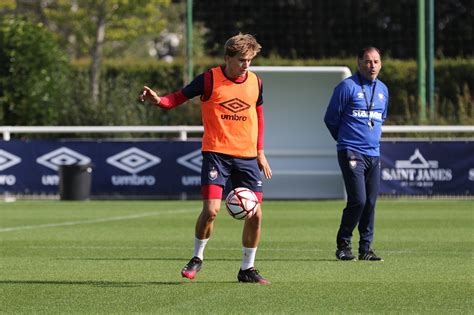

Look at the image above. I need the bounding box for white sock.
[241,247,257,270]
[193,237,209,260]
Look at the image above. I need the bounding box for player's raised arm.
[139,86,190,109]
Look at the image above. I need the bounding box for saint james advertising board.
[380,140,473,195]
[0,139,472,197]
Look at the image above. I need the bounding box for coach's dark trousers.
[336,149,380,254]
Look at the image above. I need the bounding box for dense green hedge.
[67,60,203,128]
[251,57,472,125]
[2,41,473,132]
[69,57,472,127]
[1,18,472,134]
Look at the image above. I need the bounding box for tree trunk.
[90,2,106,106]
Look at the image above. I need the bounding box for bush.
[70,57,471,127]
[435,59,473,124]
[0,17,71,126]
[255,57,474,125]
[1,27,472,133]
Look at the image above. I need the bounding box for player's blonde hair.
[224,33,262,57]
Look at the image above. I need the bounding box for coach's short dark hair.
[358,47,381,59]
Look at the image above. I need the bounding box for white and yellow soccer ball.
[225,187,259,220]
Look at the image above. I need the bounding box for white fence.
[0,126,205,141]
[1,125,472,141]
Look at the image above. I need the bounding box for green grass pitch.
[1,199,472,313]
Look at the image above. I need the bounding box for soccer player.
[140,33,272,283]
[324,47,389,261]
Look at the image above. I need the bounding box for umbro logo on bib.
[219,98,250,113]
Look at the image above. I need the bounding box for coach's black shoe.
[336,241,356,261]
[359,249,383,261]
[181,256,202,280]
[238,267,270,284]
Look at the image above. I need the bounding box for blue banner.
[1,139,472,197]
[380,140,474,195]
[0,140,202,196]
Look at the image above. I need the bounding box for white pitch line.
[0,208,196,233]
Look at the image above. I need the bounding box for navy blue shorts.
[201,152,263,192]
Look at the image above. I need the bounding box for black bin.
[59,164,92,201]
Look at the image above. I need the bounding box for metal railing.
[382,125,474,133]
[0,125,205,141]
[1,125,473,141]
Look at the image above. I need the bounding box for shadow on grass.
[57,257,335,262]
[0,279,235,287]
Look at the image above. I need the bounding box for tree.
[48,0,171,104]
[12,0,171,105]
[0,18,71,126]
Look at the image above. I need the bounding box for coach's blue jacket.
[324,72,389,156]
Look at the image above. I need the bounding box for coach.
[324,47,389,261]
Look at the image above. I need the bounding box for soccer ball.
[225,187,259,220]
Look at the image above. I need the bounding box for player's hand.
[139,86,161,105]
[257,150,272,179]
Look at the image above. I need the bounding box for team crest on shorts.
[208,167,218,181]
[349,156,357,169]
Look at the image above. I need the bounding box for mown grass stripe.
[0,208,195,233]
